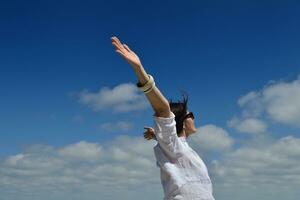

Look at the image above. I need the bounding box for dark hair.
[168,91,189,136]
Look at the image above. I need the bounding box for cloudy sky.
[0,0,300,199]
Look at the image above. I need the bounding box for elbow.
[155,106,171,118]
[156,104,170,114]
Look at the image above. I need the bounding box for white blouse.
[153,111,215,200]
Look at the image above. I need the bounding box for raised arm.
[111,36,171,118]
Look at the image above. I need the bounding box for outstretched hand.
[143,126,156,141]
[111,36,142,69]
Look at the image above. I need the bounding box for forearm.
[110,36,170,116]
[133,64,170,115]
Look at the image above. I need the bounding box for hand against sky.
[143,126,156,141]
[111,36,142,69]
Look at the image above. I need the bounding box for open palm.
[111,36,142,68]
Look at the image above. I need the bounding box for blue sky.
[0,1,300,200]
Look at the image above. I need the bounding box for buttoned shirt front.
[153,112,215,200]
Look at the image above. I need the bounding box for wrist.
[132,63,143,71]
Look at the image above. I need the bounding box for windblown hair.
[168,91,189,136]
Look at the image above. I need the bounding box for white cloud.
[228,117,267,134]
[4,154,25,166]
[76,83,149,112]
[1,130,300,200]
[4,72,300,200]
[58,141,102,161]
[0,136,161,200]
[238,91,259,106]
[212,75,300,199]
[237,75,300,127]
[211,135,300,200]
[263,78,300,126]
[189,124,234,152]
[99,121,133,132]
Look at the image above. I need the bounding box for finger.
[123,44,131,52]
[116,49,124,55]
[111,36,120,44]
[145,134,151,138]
[111,41,119,48]
[113,36,123,47]
[144,132,150,136]
[115,50,126,59]
[144,132,151,137]
[144,135,151,140]
[144,133,151,138]
[112,41,125,51]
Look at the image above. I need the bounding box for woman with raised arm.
[111,36,215,200]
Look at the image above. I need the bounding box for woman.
[111,36,215,200]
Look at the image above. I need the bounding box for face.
[183,112,197,137]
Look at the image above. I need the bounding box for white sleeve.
[153,111,184,158]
